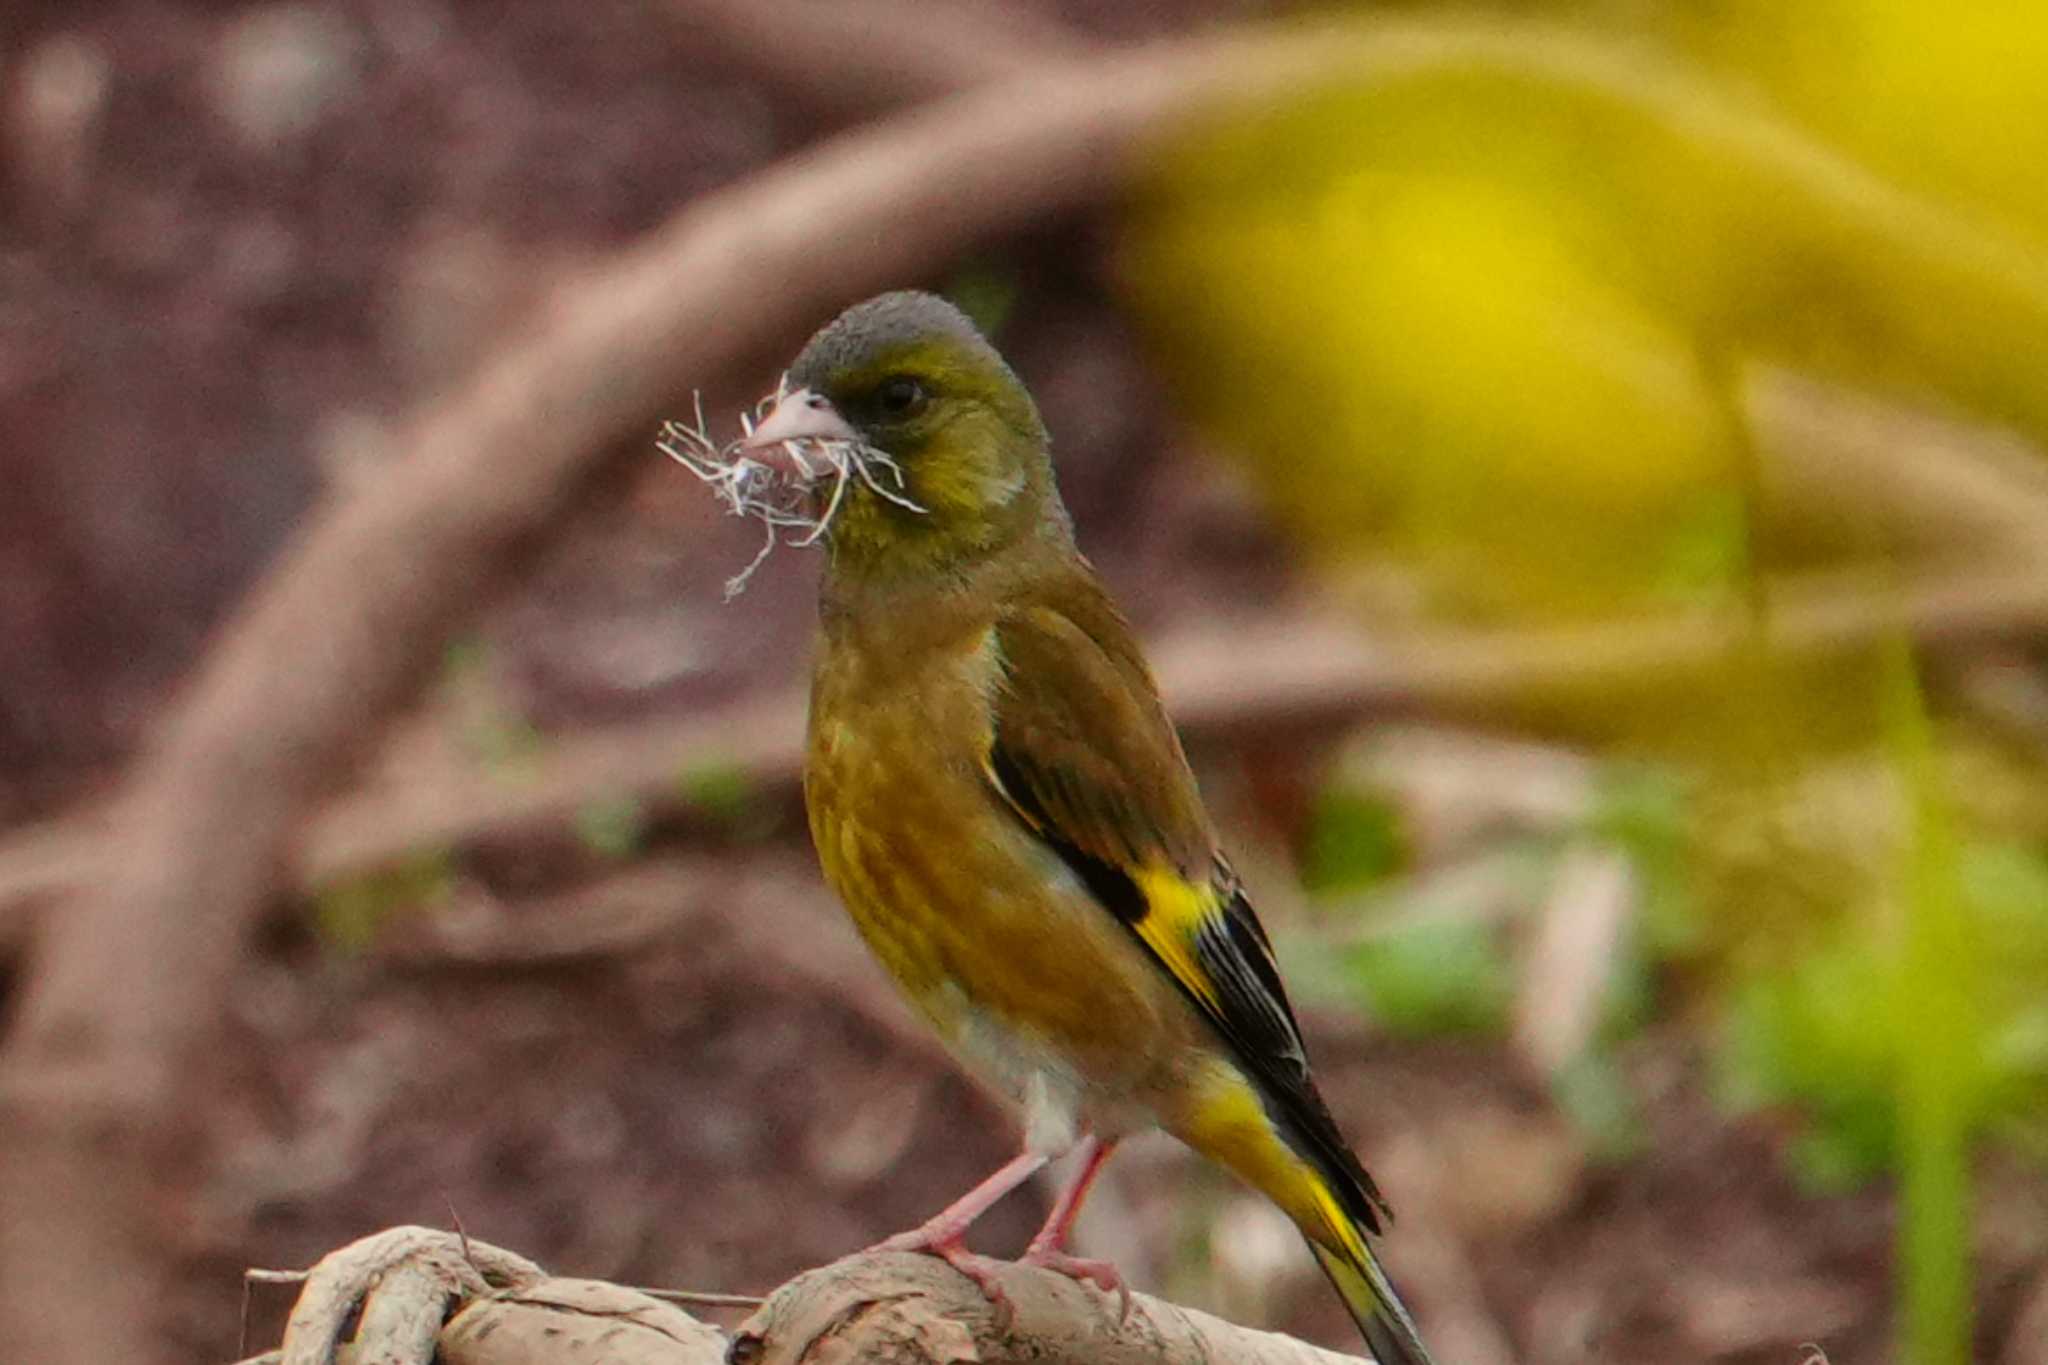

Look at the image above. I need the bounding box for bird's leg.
[1019,1135,1130,1319]
[1022,1135,1116,1253]
[870,1150,1048,1306]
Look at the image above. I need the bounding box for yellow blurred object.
[1133,162,1730,611]
[1701,1,2048,239]
[1122,19,2048,616]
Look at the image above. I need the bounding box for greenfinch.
[732,292,1436,1365]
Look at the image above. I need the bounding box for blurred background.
[3,2,2047,1363]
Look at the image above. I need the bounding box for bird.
[734,290,1437,1365]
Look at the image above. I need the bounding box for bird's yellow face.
[743,293,1055,580]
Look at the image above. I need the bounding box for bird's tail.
[1306,1233,1436,1365]
[1174,1063,1437,1362]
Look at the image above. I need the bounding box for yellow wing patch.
[1130,865,1225,1014]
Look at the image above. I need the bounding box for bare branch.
[5,562,2048,957]
[279,1225,544,1365]
[236,1232,1367,1365]
[442,1277,730,1365]
[657,0,1094,117]
[1748,367,2048,557]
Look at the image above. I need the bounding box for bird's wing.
[985,599,1388,1230]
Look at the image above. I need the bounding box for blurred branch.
[241,1227,1366,1365]
[1749,368,2048,557]
[660,0,1095,117]
[1511,843,1636,1077]
[5,562,2048,955]
[1950,653,2048,765]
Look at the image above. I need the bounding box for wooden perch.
[235,1227,1367,1365]
[742,1253,1366,1365]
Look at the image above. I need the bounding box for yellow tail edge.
[1307,1237,1438,1365]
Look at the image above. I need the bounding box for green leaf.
[310,851,453,955]
[1716,936,1901,1168]
[1302,789,1408,894]
[1590,765,1705,960]
[1345,918,1511,1038]
[676,758,776,839]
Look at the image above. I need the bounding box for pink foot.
[1022,1243,1132,1322]
[871,1227,1017,1324]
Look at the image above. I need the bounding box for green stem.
[1883,636,1975,1365]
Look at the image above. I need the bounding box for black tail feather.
[1308,1238,1438,1365]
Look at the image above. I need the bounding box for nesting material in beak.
[742,387,857,450]
[658,380,923,599]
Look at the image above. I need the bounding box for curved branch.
[658,0,1095,117]
[237,1231,1366,1365]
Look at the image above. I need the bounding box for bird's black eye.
[875,376,927,418]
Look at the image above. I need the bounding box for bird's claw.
[1022,1243,1132,1323]
[869,1229,1019,1329]
[867,1207,1130,1330]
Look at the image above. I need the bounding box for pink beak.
[741,387,858,450]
